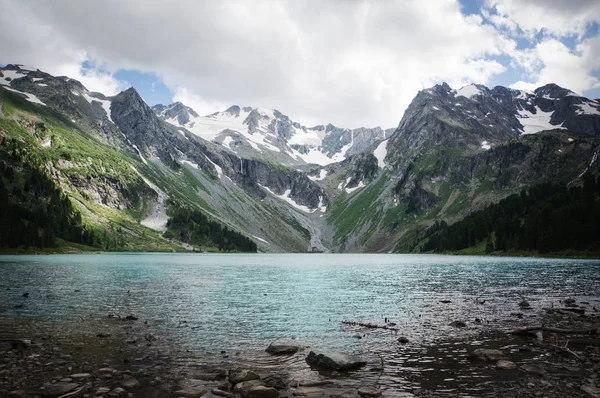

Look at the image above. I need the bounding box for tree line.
[421,175,600,254]
[164,202,257,252]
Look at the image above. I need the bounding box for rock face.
[152,101,391,167]
[305,350,367,371]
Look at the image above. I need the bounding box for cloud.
[0,0,520,128]
[0,0,598,128]
[510,36,600,94]
[484,0,600,39]
[0,0,127,95]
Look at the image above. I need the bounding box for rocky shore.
[1,297,599,398]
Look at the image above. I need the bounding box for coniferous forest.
[0,137,92,249]
[421,175,600,254]
[164,203,257,252]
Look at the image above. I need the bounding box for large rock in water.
[266,341,300,355]
[305,350,367,371]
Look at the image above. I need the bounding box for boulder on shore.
[230,369,261,384]
[305,350,367,371]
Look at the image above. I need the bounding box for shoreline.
[1,249,599,260]
[1,300,598,397]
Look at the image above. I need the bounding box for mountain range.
[1,63,599,254]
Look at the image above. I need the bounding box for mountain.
[325,81,600,252]
[1,63,599,255]
[152,102,394,167]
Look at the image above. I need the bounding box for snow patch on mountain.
[455,84,482,99]
[3,87,46,106]
[576,101,600,116]
[0,70,27,85]
[374,139,388,169]
[346,181,365,194]
[308,169,328,181]
[204,155,223,178]
[517,106,566,135]
[259,184,316,213]
[83,93,114,123]
[181,160,200,169]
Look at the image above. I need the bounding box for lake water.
[1,253,598,358]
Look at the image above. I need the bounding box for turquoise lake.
[0,253,599,358]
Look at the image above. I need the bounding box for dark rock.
[144,333,157,342]
[439,300,452,303]
[450,320,466,328]
[95,387,110,395]
[124,314,138,321]
[305,350,367,371]
[242,386,279,398]
[292,386,324,396]
[397,336,409,344]
[96,333,111,338]
[42,382,79,397]
[266,342,299,355]
[212,388,234,397]
[22,292,29,298]
[230,369,261,384]
[519,364,547,376]
[357,387,381,397]
[330,392,361,398]
[233,380,264,393]
[107,386,127,397]
[519,299,531,308]
[121,374,140,389]
[470,348,504,361]
[496,360,517,370]
[262,374,288,390]
[175,385,208,398]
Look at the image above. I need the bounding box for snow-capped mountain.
[386,81,600,168]
[152,102,393,166]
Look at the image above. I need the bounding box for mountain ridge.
[1,62,599,254]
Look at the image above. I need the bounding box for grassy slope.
[0,90,192,252]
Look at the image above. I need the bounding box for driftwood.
[342,321,399,331]
[508,325,597,335]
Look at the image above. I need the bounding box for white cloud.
[172,87,228,117]
[0,0,598,128]
[0,0,127,95]
[510,37,600,94]
[485,0,600,39]
[0,0,519,128]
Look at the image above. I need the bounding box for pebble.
[121,374,140,389]
[496,360,517,370]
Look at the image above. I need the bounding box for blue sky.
[2,0,600,126]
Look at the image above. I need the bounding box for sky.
[1,0,599,128]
